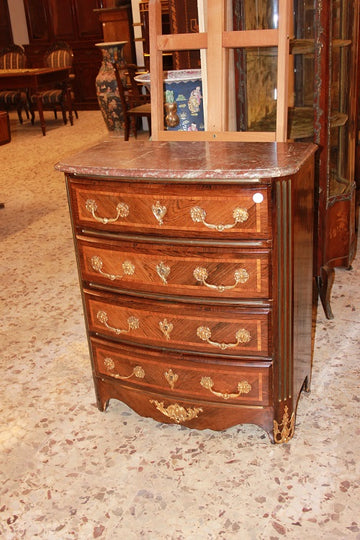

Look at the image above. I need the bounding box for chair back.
[44,42,74,69]
[0,44,27,69]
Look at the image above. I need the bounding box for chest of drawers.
[56,140,316,443]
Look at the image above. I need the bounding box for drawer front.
[68,180,270,239]
[91,338,272,407]
[77,236,271,299]
[85,291,271,357]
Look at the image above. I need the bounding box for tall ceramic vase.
[95,41,127,132]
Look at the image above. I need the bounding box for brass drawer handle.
[197,326,251,350]
[190,206,249,231]
[200,376,251,400]
[96,311,139,335]
[91,256,135,281]
[85,199,129,224]
[152,201,167,225]
[193,266,249,291]
[103,357,145,380]
[150,400,203,423]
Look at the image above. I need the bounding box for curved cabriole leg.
[303,375,311,393]
[318,265,335,319]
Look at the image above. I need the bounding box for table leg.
[36,94,46,136]
[66,87,73,126]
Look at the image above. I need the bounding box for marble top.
[55,140,317,182]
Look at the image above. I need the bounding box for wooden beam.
[207,0,226,131]
[149,0,164,140]
[275,0,290,141]
[223,29,279,48]
[157,32,208,52]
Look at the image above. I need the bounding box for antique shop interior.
[1,0,360,538]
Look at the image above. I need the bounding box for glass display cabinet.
[235,0,360,318]
[311,0,359,318]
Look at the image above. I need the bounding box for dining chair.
[113,63,151,141]
[0,44,30,124]
[30,41,78,126]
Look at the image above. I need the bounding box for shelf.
[290,38,351,55]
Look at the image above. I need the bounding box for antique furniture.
[94,3,136,65]
[0,0,12,48]
[0,67,72,135]
[23,0,103,110]
[168,0,200,70]
[43,42,78,120]
[232,0,360,317]
[310,0,360,318]
[113,63,151,140]
[0,45,30,124]
[57,139,316,443]
[30,42,78,126]
[139,0,173,71]
[0,111,10,145]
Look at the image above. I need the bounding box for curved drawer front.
[68,180,270,239]
[91,338,271,407]
[77,236,271,299]
[84,292,270,357]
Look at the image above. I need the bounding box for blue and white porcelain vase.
[95,41,127,132]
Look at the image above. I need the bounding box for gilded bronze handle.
[103,357,145,380]
[90,256,135,281]
[200,376,251,400]
[193,267,249,292]
[85,199,129,224]
[96,311,139,335]
[196,326,251,350]
[150,400,203,423]
[190,206,249,231]
[152,201,167,225]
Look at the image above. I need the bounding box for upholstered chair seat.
[30,42,78,126]
[0,45,30,123]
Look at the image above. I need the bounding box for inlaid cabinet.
[56,139,316,443]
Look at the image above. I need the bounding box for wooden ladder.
[149,0,291,142]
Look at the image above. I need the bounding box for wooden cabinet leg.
[317,265,335,320]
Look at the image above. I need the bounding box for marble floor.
[0,111,359,540]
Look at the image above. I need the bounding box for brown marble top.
[55,139,317,182]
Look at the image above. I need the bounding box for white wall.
[8,0,29,45]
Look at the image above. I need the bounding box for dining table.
[0,67,72,136]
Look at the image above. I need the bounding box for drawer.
[84,290,271,357]
[77,236,271,299]
[91,337,272,407]
[68,179,270,239]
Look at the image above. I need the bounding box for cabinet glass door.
[329,1,353,200]
[233,0,279,132]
